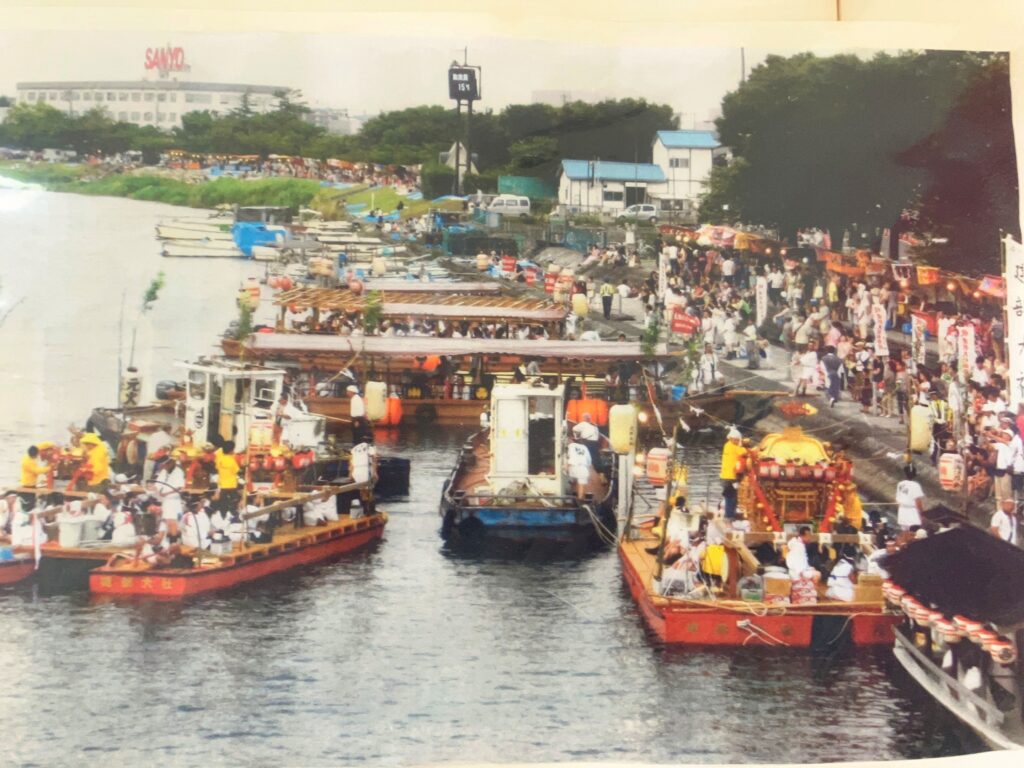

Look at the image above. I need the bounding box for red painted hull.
[90,514,386,599]
[0,557,35,585]
[618,544,899,647]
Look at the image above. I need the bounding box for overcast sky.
[0,31,878,121]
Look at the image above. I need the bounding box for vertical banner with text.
[755,276,768,326]
[937,316,955,362]
[871,301,889,357]
[1004,235,1024,408]
[911,314,927,366]
[957,322,976,381]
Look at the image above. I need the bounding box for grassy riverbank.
[0,161,455,219]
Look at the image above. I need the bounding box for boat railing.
[449,489,588,510]
[894,626,1006,729]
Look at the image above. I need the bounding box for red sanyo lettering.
[144,47,186,72]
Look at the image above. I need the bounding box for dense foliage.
[0,94,676,187]
[698,51,1006,257]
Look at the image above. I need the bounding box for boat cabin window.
[188,371,207,401]
[527,396,557,475]
[252,378,278,408]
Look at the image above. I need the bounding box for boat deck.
[90,512,387,599]
[618,528,898,646]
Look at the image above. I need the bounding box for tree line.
[699,50,1018,273]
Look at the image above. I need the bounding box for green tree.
[703,51,989,245]
[897,55,1019,274]
[0,101,71,150]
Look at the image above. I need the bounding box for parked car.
[486,195,531,218]
[616,203,659,224]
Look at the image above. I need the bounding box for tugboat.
[884,526,1024,749]
[619,423,900,647]
[440,382,617,551]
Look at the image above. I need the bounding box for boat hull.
[618,541,899,648]
[90,513,387,599]
[0,556,35,585]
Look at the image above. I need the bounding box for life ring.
[414,404,438,425]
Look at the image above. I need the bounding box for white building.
[305,108,364,136]
[650,129,728,215]
[439,142,478,183]
[15,80,286,130]
[557,159,667,215]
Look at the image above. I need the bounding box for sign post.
[447,59,481,196]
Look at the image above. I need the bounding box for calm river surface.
[0,184,984,765]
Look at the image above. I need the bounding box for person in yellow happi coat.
[80,433,111,492]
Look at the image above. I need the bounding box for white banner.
[1005,235,1024,408]
[911,314,927,366]
[755,276,768,326]
[937,316,955,361]
[870,301,888,357]
[957,322,976,380]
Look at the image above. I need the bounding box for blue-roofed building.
[650,130,729,217]
[557,159,668,215]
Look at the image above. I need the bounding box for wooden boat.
[619,426,900,648]
[90,483,386,599]
[0,553,35,585]
[885,526,1024,749]
[440,383,617,549]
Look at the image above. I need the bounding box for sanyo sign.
[144,46,189,78]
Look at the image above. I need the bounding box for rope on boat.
[581,502,617,547]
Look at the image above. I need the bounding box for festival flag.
[937,316,955,361]
[911,314,927,366]
[871,301,889,357]
[1004,235,1024,408]
[755,276,768,326]
[978,274,1006,299]
[957,322,976,381]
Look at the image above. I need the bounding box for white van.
[487,195,531,217]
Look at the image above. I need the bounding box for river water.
[0,185,984,765]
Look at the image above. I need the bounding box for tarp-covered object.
[884,525,1024,627]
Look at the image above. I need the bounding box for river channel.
[0,184,984,764]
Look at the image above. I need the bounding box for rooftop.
[560,159,666,183]
[655,130,720,149]
[17,81,285,94]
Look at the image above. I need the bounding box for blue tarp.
[232,222,286,258]
[404,191,424,201]
[432,195,466,203]
[346,203,368,213]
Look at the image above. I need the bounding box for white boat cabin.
[180,360,324,451]
[487,384,564,496]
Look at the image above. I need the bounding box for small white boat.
[161,241,244,258]
[315,233,388,246]
[156,223,234,240]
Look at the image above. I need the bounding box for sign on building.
[145,46,189,78]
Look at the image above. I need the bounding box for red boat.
[619,538,899,647]
[90,508,386,600]
[618,425,900,648]
[0,554,35,586]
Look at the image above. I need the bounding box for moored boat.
[439,382,617,550]
[90,483,386,599]
[884,526,1024,749]
[619,424,900,648]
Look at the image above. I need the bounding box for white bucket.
[58,518,85,548]
[80,519,101,543]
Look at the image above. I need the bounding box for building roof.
[655,130,720,149]
[16,81,285,94]
[560,159,666,183]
